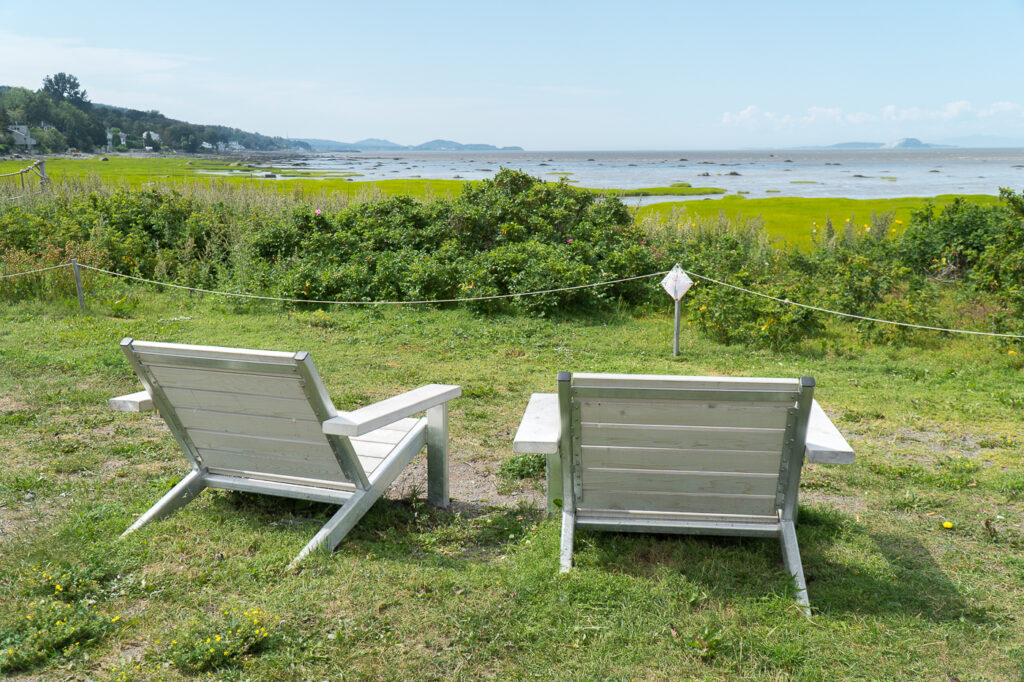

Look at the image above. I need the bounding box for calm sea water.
[273,149,1024,203]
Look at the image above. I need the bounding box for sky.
[2,0,1024,150]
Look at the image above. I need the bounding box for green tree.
[41,73,89,109]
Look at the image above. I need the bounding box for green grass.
[0,156,470,201]
[592,185,727,197]
[638,194,1005,246]
[0,285,1022,679]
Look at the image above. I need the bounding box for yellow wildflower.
[942,521,953,529]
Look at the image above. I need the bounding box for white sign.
[660,264,693,301]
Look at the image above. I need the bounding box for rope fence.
[0,160,50,201]
[2,259,1022,340]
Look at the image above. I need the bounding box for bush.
[899,198,1009,277]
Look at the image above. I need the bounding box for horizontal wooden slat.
[579,399,790,429]
[572,373,798,391]
[128,340,297,363]
[576,514,781,536]
[582,469,778,496]
[161,387,315,419]
[357,455,385,475]
[147,366,307,399]
[347,440,395,459]
[190,429,333,460]
[134,351,299,376]
[580,489,777,516]
[577,508,779,525]
[582,446,783,474]
[204,473,355,503]
[351,418,420,445]
[198,446,347,483]
[580,423,785,452]
[573,386,798,403]
[178,409,322,441]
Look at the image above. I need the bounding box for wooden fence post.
[71,259,86,311]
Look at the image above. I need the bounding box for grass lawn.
[1,279,1022,679]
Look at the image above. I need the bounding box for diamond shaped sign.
[660,264,693,301]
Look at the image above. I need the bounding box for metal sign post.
[660,264,693,357]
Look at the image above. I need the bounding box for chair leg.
[779,520,810,614]
[425,405,450,508]
[559,508,576,573]
[288,489,377,568]
[121,469,206,537]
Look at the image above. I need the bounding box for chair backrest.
[120,338,368,491]
[559,372,814,526]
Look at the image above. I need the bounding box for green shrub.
[899,198,1009,277]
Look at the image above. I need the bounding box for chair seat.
[351,417,422,475]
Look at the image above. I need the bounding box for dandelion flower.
[942,521,953,529]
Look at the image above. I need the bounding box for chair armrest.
[323,384,461,437]
[513,393,561,455]
[804,400,854,464]
[109,390,154,412]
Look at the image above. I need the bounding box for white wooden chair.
[109,338,460,567]
[515,371,852,613]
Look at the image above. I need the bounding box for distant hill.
[296,137,524,152]
[0,76,307,154]
[824,138,955,150]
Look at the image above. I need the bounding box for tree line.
[0,73,308,154]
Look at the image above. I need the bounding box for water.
[264,149,1024,201]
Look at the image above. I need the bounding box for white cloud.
[980,101,1024,117]
[721,105,767,125]
[723,100,1022,131]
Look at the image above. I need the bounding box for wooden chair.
[517,371,845,612]
[109,338,460,567]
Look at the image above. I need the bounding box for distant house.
[143,131,161,142]
[199,141,214,150]
[118,132,127,146]
[8,125,36,150]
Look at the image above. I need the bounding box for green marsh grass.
[638,193,1004,246]
[0,284,1022,679]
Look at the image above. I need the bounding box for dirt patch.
[387,451,543,516]
[0,397,29,412]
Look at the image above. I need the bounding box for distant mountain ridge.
[295,137,523,152]
[824,138,955,150]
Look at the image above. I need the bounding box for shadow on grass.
[211,491,543,563]
[577,506,985,622]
